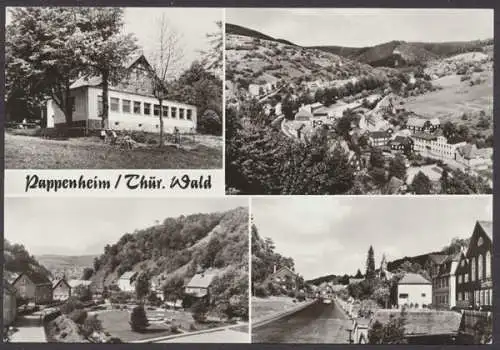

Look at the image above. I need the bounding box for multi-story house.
[117,271,138,292]
[47,54,197,133]
[411,131,466,161]
[369,131,390,147]
[13,270,53,305]
[390,136,414,155]
[455,221,493,310]
[431,252,460,309]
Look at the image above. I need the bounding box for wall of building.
[3,289,17,326]
[412,136,465,161]
[118,279,135,292]
[87,87,197,133]
[398,284,432,308]
[36,285,53,304]
[50,88,89,126]
[14,275,36,301]
[53,283,71,301]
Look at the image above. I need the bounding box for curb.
[130,323,248,343]
[252,299,316,329]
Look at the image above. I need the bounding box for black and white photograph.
[5,7,223,169]
[3,198,249,343]
[226,8,494,195]
[251,196,492,344]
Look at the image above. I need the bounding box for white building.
[118,271,138,292]
[411,132,466,161]
[397,273,432,309]
[47,54,197,133]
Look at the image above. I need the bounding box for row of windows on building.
[466,252,491,284]
[434,277,449,289]
[98,96,193,120]
[435,294,448,305]
[457,289,493,306]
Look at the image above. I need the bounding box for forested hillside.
[91,207,248,291]
[4,239,51,280]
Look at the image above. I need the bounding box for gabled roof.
[70,53,150,90]
[370,131,389,139]
[119,271,137,281]
[372,310,462,336]
[68,280,92,288]
[295,108,313,120]
[53,278,71,289]
[186,270,219,289]
[407,117,426,127]
[477,220,493,241]
[13,270,52,286]
[272,266,298,278]
[398,273,431,285]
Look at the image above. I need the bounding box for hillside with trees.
[4,239,51,279]
[91,207,248,317]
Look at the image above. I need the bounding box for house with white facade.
[397,273,432,309]
[118,271,138,292]
[411,131,466,161]
[47,54,197,133]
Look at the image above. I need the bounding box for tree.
[200,21,222,77]
[129,305,149,332]
[411,171,433,194]
[373,286,390,308]
[388,154,407,181]
[369,167,387,187]
[370,149,385,169]
[75,8,138,128]
[6,7,85,126]
[366,246,376,280]
[336,114,352,138]
[162,275,185,302]
[82,268,94,280]
[355,269,363,279]
[191,299,209,323]
[135,273,150,301]
[150,14,184,147]
[73,285,92,302]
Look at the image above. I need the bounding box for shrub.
[68,309,88,324]
[60,297,84,315]
[129,305,150,332]
[254,285,269,297]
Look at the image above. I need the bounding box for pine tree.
[129,305,149,332]
[366,245,376,280]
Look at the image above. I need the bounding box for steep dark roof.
[398,273,431,285]
[372,310,462,336]
[14,270,51,286]
[477,220,492,241]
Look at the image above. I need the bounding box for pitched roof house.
[47,54,197,133]
[52,278,72,301]
[13,270,53,304]
[118,271,138,292]
[397,273,432,309]
[185,269,220,298]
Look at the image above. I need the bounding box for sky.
[227,8,494,47]
[252,196,492,280]
[5,197,248,256]
[6,7,222,76]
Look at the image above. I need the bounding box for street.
[10,312,47,343]
[252,300,350,343]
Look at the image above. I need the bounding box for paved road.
[10,313,47,342]
[253,300,350,343]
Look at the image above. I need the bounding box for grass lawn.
[5,133,222,169]
[251,296,302,322]
[97,310,174,342]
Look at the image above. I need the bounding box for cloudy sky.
[252,196,492,280]
[227,8,494,47]
[5,197,248,256]
[6,7,222,76]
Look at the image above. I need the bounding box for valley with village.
[251,201,493,345]
[226,21,493,195]
[3,206,249,343]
